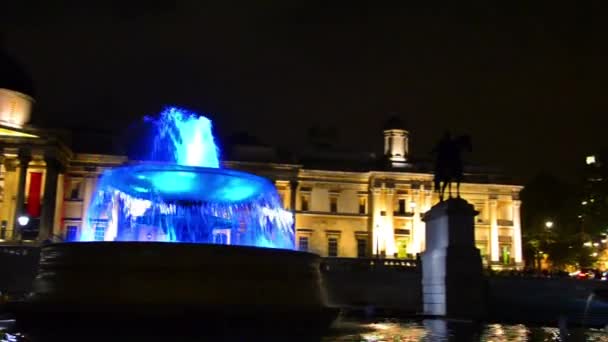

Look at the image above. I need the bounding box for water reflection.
[2,319,608,341]
[323,319,608,342]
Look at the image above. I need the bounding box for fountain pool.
[15,106,335,335]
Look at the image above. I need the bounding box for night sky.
[2,2,607,182]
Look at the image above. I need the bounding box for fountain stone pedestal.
[421,197,486,320]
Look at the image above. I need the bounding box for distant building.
[0,52,523,269]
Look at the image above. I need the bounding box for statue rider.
[433,131,453,201]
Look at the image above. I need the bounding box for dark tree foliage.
[522,156,608,269]
[520,172,584,269]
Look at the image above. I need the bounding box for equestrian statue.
[432,131,472,201]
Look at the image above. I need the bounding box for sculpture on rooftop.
[432,131,472,201]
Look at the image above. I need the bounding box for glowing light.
[544,221,554,229]
[17,215,29,226]
[586,155,597,165]
[584,241,592,247]
[582,201,588,206]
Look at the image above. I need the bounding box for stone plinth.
[421,198,486,319]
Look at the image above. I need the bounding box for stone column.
[2,156,18,239]
[489,198,499,263]
[371,187,382,256]
[38,157,61,241]
[0,154,5,240]
[384,187,396,257]
[512,200,523,265]
[13,150,31,239]
[289,180,298,246]
[421,198,485,319]
[421,189,432,251]
[412,190,423,253]
[52,173,65,238]
[81,176,98,240]
[424,189,433,212]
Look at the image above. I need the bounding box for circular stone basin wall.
[29,242,327,314]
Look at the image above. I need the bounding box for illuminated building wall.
[0,124,523,270]
[0,83,522,269]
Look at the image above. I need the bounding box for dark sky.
[2,1,607,182]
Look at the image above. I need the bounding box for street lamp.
[17,215,30,227]
[545,221,554,229]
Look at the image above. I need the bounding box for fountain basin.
[15,242,338,335]
[101,164,274,203]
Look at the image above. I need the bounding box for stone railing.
[320,257,419,273]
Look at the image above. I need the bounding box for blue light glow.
[148,107,220,168]
[79,106,294,249]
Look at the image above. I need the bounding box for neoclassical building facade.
[0,53,523,269]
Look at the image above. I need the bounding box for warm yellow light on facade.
[0,127,38,138]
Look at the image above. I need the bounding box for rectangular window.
[94,226,105,241]
[357,238,367,258]
[330,197,338,213]
[301,196,309,211]
[65,225,78,242]
[68,181,82,200]
[358,198,366,214]
[328,237,338,257]
[398,199,406,214]
[298,236,309,252]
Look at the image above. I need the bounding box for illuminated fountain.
[77,107,293,249]
[17,107,336,336]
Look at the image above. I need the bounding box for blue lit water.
[78,106,294,248]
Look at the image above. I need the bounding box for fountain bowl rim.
[100,163,278,204]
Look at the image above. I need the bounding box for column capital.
[17,148,32,165]
[3,157,17,171]
[289,180,298,191]
[489,199,497,207]
[371,188,382,195]
[45,158,66,174]
[512,199,521,208]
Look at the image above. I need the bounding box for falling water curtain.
[26,172,43,217]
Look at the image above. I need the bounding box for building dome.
[0,50,35,97]
[0,49,35,128]
[382,113,409,165]
[383,114,407,131]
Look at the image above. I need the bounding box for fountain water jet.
[78,106,294,249]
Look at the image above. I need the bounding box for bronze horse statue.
[432,132,472,201]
